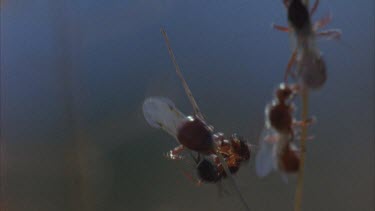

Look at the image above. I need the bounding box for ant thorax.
[265,84,297,134]
[215,134,251,162]
[268,103,293,134]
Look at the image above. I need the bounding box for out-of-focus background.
[0,0,373,210]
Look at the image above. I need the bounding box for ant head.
[276,83,293,102]
[287,0,311,31]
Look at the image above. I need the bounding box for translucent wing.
[255,128,278,177]
[143,97,186,138]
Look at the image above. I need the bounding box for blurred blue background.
[0,0,374,210]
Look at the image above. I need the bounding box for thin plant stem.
[294,89,309,211]
[0,4,7,210]
[295,3,310,211]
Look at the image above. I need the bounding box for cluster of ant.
[143,28,252,186]
[256,0,341,178]
[142,0,340,208]
[168,124,251,184]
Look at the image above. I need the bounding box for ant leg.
[313,13,332,31]
[316,29,342,40]
[310,0,320,16]
[284,50,297,83]
[272,23,289,32]
[293,116,316,128]
[166,145,185,160]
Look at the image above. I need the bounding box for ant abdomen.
[177,116,214,154]
[279,145,300,173]
[297,52,327,89]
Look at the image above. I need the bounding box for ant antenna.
[160,28,205,121]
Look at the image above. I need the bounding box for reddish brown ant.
[143,28,251,210]
[266,83,298,135]
[274,0,341,89]
[256,83,314,179]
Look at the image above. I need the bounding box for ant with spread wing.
[142,28,251,210]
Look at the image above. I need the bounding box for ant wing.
[161,28,205,121]
[255,128,278,177]
[143,96,187,139]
